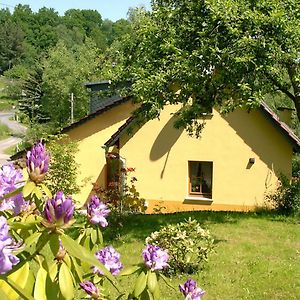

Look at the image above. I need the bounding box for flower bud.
[79,281,100,299]
[179,278,206,300]
[26,142,49,183]
[44,191,74,228]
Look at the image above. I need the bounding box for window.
[188,161,213,198]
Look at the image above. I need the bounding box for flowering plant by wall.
[0,142,206,299]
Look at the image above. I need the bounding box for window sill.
[185,196,213,202]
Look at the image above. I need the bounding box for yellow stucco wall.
[119,105,293,213]
[66,101,136,203]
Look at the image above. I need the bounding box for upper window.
[188,161,213,198]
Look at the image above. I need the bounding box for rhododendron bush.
[0,142,205,299]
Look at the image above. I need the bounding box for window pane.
[191,176,202,193]
[189,161,213,197]
[201,162,212,194]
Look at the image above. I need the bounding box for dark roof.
[84,79,132,92]
[105,102,300,152]
[104,116,136,147]
[11,95,131,160]
[260,102,300,151]
[84,80,112,92]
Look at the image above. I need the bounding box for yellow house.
[57,85,299,212]
[10,83,300,212]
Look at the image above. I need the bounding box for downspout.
[101,145,127,213]
[119,156,127,214]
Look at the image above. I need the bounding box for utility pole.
[70,92,74,124]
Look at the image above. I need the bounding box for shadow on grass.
[104,210,284,243]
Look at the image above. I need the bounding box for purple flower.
[44,191,74,227]
[179,278,206,300]
[0,164,27,215]
[93,246,123,276]
[26,142,49,183]
[79,281,99,299]
[87,196,110,227]
[142,244,169,271]
[0,216,20,274]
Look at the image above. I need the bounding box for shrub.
[267,175,300,216]
[146,218,214,275]
[45,136,80,196]
[292,154,300,177]
[94,166,147,214]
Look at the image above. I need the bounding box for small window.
[188,161,213,198]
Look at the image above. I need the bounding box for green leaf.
[97,226,103,245]
[0,186,23,200]
[118,265,141,276]
[22,181,36,198]
[147,271,157,294]
[60,234,118,289]
[0,262,32,300]
[32,186,43,199]
[45,274,59,299]
[24,232,42,251]
[63,253,72,268]
[70,256,83,282]
[153,283,160,300]
[159,273,176,290]
[36,232,52,253]
[40,183,52,198]
[34,265,47,300]
[59,263,74,300]
[91,228,97,244]
[9,217,43,230]
[133,271,147,298]
[5,277,34,300]
[48,262,58,282]
[140,289,151,300]
[0,286,9,300]
[83,235,92,250]
[49,234,60,257]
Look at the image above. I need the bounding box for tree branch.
[264,71,295,102]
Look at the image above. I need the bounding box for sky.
[0,0,151,21]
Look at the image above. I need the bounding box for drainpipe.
[119,156,127,214]
[101,145,126,213]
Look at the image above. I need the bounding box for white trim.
[185,196,213,202]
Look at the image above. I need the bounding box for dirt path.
[0,111,27,166]
[0,136,22,166]
[0,112,27,135]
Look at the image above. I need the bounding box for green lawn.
[102,211,300,300]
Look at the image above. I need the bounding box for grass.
[0,122,11,140]
[102,211,300,299]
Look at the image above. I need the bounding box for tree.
[120,0,300,135]
[0,20,25,73]
[41,40,100,127]
[0,8,11,24]
[18,63,48,122]
[63,9,102,36]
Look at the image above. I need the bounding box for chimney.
[277,107,294,126]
